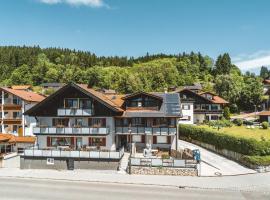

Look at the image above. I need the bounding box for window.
[211,105,219,111]
[88,118,106,128]
[211,115,219,120]
[47,158,54,165]
[52,118,69,127]
[194,104,201,110]
[74,118,83,127]
[12,125,21,133]
[64,99,78,108]
[13,96,22,105]
[182,105,190,110]
[89,137,106,146]
[168,118,176,126]
[180,116,191,121]
[157,136,167,144]
[51,137,71,146]
[144,97,158,107]
[115,119,122,126]
[153,118,167,127]
[132,135,142,143]
[131,118,144,126]
[79,99,92,109]
[13,112,21,119]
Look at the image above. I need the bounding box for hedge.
[242,156,270,166]
[179,124,270,156]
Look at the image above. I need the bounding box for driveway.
[178,140,257,176]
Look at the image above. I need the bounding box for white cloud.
[38,0,106,7]
[233,50,270,71]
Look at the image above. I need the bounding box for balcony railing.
[115,126,176,135]
[194,109,223,114]
[33,127,110,135]
[57,108,92,116]
[23,146,124,160]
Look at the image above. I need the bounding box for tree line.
[0,46,266,112]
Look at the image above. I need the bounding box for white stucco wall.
[179,103,194,125]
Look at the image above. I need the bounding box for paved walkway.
[178,140,257,176]
[0,168,269,192]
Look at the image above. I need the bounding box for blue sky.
[0,0,270,71]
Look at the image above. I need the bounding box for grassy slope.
[200,125,270,141]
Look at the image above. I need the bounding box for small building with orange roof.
[0,86,45,136]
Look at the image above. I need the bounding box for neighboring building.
[40,83,64,90]
[182,83,202,94]
[11,85,32,91]
[0,87,45,136]
[177,89,229,124]
[258,111,270,123]
[0,134,35,154]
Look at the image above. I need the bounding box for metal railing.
[24,146,125,160]
[115,126,176,135]
[130,157,198,168]
[57,108,93,116]
[33,127,110,135]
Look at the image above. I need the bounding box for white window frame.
[157,136,167,144]
[132,135,142,143]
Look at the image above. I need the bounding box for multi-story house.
[22,83,181,169]
[178,89,229,124]
[0,87,45,136]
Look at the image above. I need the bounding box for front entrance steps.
[118,152,130,174]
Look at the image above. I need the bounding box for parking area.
[178,140,257,176]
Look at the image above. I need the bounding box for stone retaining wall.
[130,166,198,176]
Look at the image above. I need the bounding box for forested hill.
[0,46,265,112]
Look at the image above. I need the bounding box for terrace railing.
[57,108,92,116]
[116,126,176,135]
[33,127,110,135]
[24,146,125,160]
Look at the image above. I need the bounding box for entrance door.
[119,135,128,150]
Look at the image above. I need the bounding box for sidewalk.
[0,168,269,192]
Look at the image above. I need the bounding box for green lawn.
[199,125,270,141]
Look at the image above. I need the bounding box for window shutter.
[141,135,145,143]
[153,136,157,144]
[89,137,92,146]
[167,136,171,144]
[47,137,51,147]
[102,138,106,146]
[71,137,75,146]
[102,118,106,127]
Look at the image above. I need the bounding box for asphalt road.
[0,177,269,200]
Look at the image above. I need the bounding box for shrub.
[262,121,269,129]
[178,124,270,156]
[233,119,243,126]
[223,107,231,120]
[242,155,270,166]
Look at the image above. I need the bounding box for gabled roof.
[24,83,123,115]
[0,87,45,102]
[122,91,163,100]
[263,79,270,85]
[199,92,229,104]
[178,89,229,104]
[122,93,182,117]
